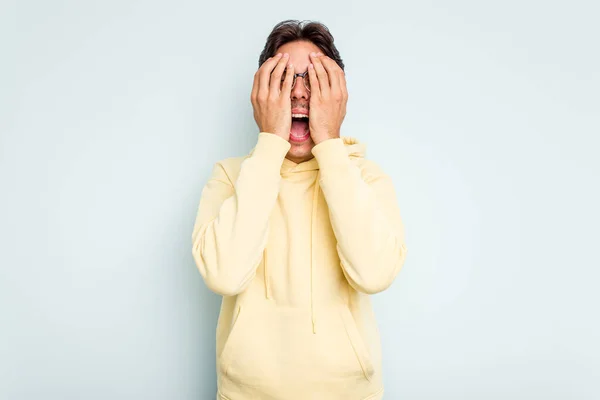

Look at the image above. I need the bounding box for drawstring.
[264,248,271,299]
[263,168,320,333]
[310,170,321,334]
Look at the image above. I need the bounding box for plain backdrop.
[1,0,599,399]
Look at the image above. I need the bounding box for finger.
[270,53,289,93]
[310,53,330,97]
[258,54,283,99]
[251,68,260,104]
[319,56,341,95]
[307,62,320,98]
[280,62,294,98]
[338,67,347,100]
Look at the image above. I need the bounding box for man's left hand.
[308,52,348,145]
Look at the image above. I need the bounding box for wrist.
[311,132,339,145]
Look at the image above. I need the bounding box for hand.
[250,53,295,141]
[307,52,348,145]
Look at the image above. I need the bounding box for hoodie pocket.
[219,304,375,385]
[339,305,375,381]
[219,305,244,376]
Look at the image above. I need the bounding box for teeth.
[291,114,309,119]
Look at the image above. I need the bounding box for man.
[192,20,408,400]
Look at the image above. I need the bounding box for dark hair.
[258,20,345,71]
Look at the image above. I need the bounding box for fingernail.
[310,52,316,57]
[283,53,289,58]
[276,53,282,57]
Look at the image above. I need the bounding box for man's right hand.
[250,53,294,142]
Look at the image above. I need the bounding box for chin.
[287,138,315,161]
[289,137,314,150]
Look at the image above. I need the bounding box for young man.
[192,20,408,400]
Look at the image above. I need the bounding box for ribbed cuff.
[252,132,292,163]
[311,138,350,173]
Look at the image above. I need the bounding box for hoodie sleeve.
[191,132,291,296]
[311,138,408,295]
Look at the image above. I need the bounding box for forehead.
[275,40,322,69]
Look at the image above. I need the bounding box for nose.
[291,75,309,100]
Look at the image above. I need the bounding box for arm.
[311,138,408,294]
[191,132,291,296]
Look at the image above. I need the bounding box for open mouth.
[290,115,310,142]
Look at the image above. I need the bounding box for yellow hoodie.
[192,132,408,400]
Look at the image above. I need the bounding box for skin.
[250,40,348,164]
